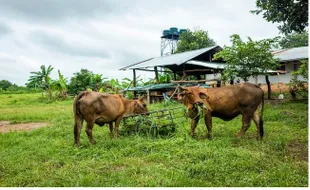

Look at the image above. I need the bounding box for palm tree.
[28,65,54,99]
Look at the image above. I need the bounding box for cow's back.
[78,92,124,123]
[202,83,263,118]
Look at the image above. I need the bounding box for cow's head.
[133,96,149,115]
[177,86,211,111]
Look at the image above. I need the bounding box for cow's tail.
[73,91,86,145]
[259,92,264,139]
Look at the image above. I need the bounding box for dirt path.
[0,121,49,133]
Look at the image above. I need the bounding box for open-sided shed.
[119,45,225,86]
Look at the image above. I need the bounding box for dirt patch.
[0,121,49,133]
[286,139,308,162]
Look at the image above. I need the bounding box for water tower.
[160,27,186,56]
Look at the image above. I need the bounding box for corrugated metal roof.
[272,46,308,62]
[186,60,280,74]
[186,60,226,69]
[119,45,221,70]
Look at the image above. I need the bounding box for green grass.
[0,93,308,187]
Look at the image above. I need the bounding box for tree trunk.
[265,75,271,100]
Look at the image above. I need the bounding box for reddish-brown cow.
[73,91,148,146]
[178,83,264,140]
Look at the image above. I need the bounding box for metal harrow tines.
[121,107,188,136]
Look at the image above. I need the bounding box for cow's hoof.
[207,134,213,140]
[190,134,197,139]
[236,133,244,139]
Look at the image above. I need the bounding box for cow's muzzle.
[195,101,204,106]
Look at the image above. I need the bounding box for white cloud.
[0,0,280,86]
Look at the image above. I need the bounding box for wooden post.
[174,72,177,80]
[133,69,137,87]
[154,67,159,84]
[133,69,137,97]
[146,89,150,104]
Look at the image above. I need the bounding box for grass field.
[0,93,308,187]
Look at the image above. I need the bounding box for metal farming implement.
[120,107,188,136]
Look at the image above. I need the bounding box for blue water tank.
[170,27,178,35]
[179,29,187,34]
[163,30,170,36]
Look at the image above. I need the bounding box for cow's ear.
[177,91,186,101]
[199,92,209,100]
[138,96,146,102]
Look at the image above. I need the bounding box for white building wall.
[205,62,306,84]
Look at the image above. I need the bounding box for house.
[246,46,308,84]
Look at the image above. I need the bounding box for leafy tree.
[278,30,308,48]
[68,69,95,95]
[175,28,216,53]
[68,69,107,95]
[289,59,308,99]
[0,80,13,90]
[251,0,308,34]
[213,34,280,99]
[292,59,308,80]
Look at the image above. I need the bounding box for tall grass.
[0,93,308,187]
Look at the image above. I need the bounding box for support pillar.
[133,69,137,97]
[146,89,150,104]
[154,67,159,84]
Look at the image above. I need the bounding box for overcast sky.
[0,0,280,86]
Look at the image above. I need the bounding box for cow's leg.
[204,111,213,139]
[237,115,252,138]
[190,116,200,137]
[114,117,123,138]
[109,122,114,137]
[74,118,83,147]
[252,108,264,140]
[85,121,96,144]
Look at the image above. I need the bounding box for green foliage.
[213,34,280,81]
[28,65,54,90]
[68,69,107,95]
[144,71,173,85]
[175,28,216,53]
[68,69,94,94]
[0,80,13,90]
[50,70,69,100]
[289,59,308,99]
[0,93,308,186]
[292,59,308,80]
[251,0,308,34]
[28,65,54,99]
[278,31,308,48]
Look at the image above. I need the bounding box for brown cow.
[178,82,264,140]
[73,91,148,146]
